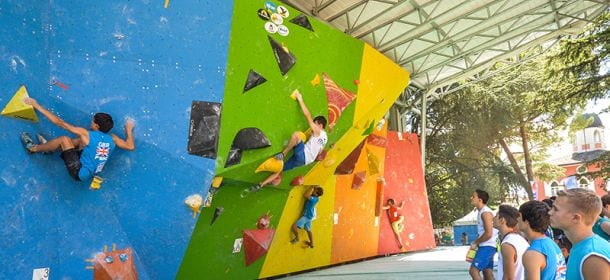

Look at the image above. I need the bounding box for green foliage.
[546,12,610,101]
[424,13,610,227]
[534,162,565,182]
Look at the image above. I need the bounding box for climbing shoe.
[20,132,36,153]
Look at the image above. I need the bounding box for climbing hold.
[310,74,320,86]
[203,187,218,208]
[315,149,327,161]
[185,194,203,218]
[93,248,137,280]
[351,171,367,190]
[1,85,39,122]
[211,207,224,225]
[289,14,314,31]
[323,155,336,167]
[290,89,299,100]
[323,73,356,130]
[367,133,387,147]
[187,101,221,159]
[367,149,380,175]
[268,36,296,76]
[290,175,304,186]
[243,69,267,93]
[243,229,275,266]
[354,79,360,85]
[335,140,365,175]
[225,148,243,167]
[225,128,271,167]
[375,178,385,217]
[255,157,284,173]
[230,128,271,150]
[257,212,272,229]
[211,176,223,188]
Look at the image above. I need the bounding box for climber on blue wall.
[21,97,135,182]
[251,91,327,191]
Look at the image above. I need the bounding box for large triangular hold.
[268,36,296,76]
[289,14,314,31]
[93,247,138,280]
[243,228,275,266]
[323,73,356,130]
[1,85,38,122]
[335,140,365,175]
[243,70,267,93]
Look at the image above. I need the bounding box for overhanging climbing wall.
[178,1,427,279]
[1,0,432,279]
[0,0,232,279]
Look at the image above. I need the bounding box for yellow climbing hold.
[1,85,38,122]
[310,74,320,86]
[255,157,284,173]
[211,176,223,188]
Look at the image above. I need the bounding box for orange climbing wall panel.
[330,127,387,264]
[378,132,435,255]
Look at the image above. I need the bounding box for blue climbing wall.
[0,1,232,279]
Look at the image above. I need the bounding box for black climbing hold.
[289,14,314,31]
[225,128,271,167]
[187,101,221,159]
[243,70,267,93]
[268,36,296,76]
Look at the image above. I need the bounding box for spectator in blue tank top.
[549,189,610,280]
[518,200,566,280]
[22,98,135,182]
[592,194,610,241]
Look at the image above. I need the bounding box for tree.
[418,12,610,226]
[546,12,609,102]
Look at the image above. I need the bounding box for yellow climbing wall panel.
[302,44,409,186]
[259,176,336,278]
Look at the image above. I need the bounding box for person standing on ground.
[549,189,610,280]
[518,200,566,280]
[469,189,498,280]
[494,204,529,280]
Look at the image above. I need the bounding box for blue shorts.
[295,216,313,231]
[283,141,305,171]
[471,246,495,271]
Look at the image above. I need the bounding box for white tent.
[453,209,478,226]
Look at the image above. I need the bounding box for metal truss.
[283,0,609,114]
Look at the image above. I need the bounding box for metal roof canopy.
[283,0,609,107]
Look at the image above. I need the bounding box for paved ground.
[285,246,474,280]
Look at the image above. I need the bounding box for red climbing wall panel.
[378,132,435,255]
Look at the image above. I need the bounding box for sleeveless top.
[566,234,610,280]
[527,237,566,280]
[388,205,401,223]
[477,205,498,247]
[303,196,320,219]
[497,233,529,280]
[592,217,610,241]
[79,131,116,181]
[303,130,327,164]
